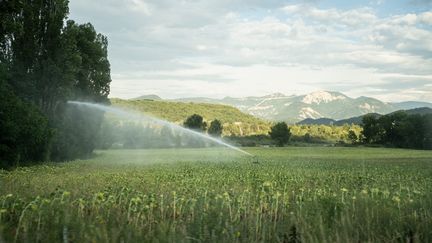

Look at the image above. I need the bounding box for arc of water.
[67,101,252,156]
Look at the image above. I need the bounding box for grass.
[1,147,432,242]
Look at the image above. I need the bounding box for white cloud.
[69,1,432,102]
[282,4,378,27]
[391,13,418,25]
[419,11,432,24]
[128,0,152,15]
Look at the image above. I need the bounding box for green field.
[1,147,432,242]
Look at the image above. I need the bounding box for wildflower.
[361,189,368,195]
[341,188,348,193]
[263,181,272,187]
[371,188,379,194]
[392,196,401,203]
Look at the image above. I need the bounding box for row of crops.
[1,147,431,242]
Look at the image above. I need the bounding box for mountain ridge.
[130,91,432,122]
[297,107,432,126]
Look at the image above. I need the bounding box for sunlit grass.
[1,147,432,242]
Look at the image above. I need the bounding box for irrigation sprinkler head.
[251,156,260,164]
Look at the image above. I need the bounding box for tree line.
[99,111,432,150]
[175,114,291,148]
[286,111,432,150]
[361,112,432,150]
[0,0,111,168]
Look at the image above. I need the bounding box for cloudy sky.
[69,0,432,102]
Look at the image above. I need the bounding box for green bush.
[0,80,52,168]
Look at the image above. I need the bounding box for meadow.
[1,147,432,242]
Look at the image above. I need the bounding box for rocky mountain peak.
[302,91,347,105]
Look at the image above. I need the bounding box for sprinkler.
[251,156,260,164]
[67,101,252,156]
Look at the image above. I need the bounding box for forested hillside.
[111,98,270,136]
[101,99,363,148]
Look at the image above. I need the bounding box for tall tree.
[0,0,111,166]
[208,119,223,137]
[269,122,291,147]
[50,21,111,160]
[184,114,207,131]
[361,115,381,144]
[348,130,358,144]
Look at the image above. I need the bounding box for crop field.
[1,147,432,242]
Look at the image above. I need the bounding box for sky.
[69,0,432,102]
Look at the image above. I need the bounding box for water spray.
[67,101,253,156]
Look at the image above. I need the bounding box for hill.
[297,118,336,125]
[392,101,432,110]
[297,107,432,125]
[131,94,162,100]
[110,98,271,136]
[333,113,382,126]
[394,107,432,115]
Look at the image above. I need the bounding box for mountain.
[298,107,432,126]
[333,113,382,126]
[297,118,336,125]
[110,98,271,136]
[131,91,432,122]
[131,94,162,100]
[392,101,432,110]
[173,91,401,122]
[392,107,432,116]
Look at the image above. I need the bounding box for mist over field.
[1,0,432,242]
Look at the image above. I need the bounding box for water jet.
[67,101,253,156]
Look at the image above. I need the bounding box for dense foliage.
[362,112,432,149]
[0,80,52,168]
[208,119,223,137]
[1,147,431,242]
[0,0,111,167]
[348,130,359,144]
[269,122,291,146]
[290,124,363,144]
[184,114,207,131]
